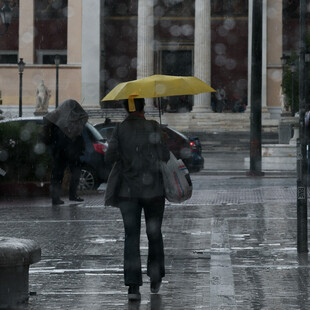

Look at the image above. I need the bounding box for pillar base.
[246,170,265,177]
[191,106,212,113]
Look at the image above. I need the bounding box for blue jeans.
[119,197,165,286]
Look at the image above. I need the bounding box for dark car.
[94,120,204,172]
[188,136,204,172]
[0,117,109,192]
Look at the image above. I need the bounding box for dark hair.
[122,98,145,113]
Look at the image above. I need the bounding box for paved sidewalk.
[0,173,309,309]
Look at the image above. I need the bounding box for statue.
[35,80,50,115]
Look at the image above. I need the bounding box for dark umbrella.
[44,99,88,140]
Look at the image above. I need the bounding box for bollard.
[0,237,41,309]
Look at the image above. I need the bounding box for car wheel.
[79,167,99,191]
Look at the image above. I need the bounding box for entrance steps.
[152,110,279,133]
[244,144,297,171]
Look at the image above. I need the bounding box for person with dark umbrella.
[43,99,88,205]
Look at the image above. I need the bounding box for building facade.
[0,0,302,119]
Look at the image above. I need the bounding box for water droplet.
[34,143,46,155]
[0,150,8,162]
[20,129,31,141]
[214,43,227,55]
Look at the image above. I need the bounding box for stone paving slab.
[0,175,309,309]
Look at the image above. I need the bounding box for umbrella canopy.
[44,99,88,140]
[102,75,215,101]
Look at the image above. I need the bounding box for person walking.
[215,85,226,112]
[43,99,88,205]
[105,98,170,301]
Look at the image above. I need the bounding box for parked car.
[0,117,109,192]
[188,136,204,172]
[94,120,204,172]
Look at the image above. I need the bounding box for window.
[34,0,68,64]
[0,0,19,62]
[155,0,194,17]
[212,0,248,16]
[0,51,18,64]
[36,51,67,65]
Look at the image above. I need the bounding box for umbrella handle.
[159,100,162,125]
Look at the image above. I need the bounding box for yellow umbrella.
[102,74,215,101]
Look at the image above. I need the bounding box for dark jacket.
[43,119,85,161]
[105,113,170,199]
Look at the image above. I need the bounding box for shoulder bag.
[161,151,192,203]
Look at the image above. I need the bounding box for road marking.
[210,218,237,309]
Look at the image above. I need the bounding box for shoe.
[69,196,84,202]
[150,280,162,294]
[128,285,141,301]
[52,198,64,205]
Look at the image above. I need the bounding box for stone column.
[67,0,82,64]
[19,0,34,64]
[262,0,267,109]
[266,0,283,119]
[81,0,101,106]
[137,0,154,79]
[192,0,212,113]
[247,0,253,110]
[137,0,154,108]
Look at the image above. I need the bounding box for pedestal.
[0,237,41,308]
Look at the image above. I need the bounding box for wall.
[0,65,81,106]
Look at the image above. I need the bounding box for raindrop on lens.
[214,43,226,55]
[224,18,235,30]
[225,59,237,70]
[271,70,282,82]
[156,84,167,96]
[149,132,160,144]
[20,129,31,141]
[34,143,46,155]
[170,25,181,37]
[182,24,193,36]
[0,150,8,162]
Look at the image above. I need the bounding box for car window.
[98,126,115,141]
[85,123,104,141]
[165,126,188,141]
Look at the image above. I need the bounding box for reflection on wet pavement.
[0,174,309,309]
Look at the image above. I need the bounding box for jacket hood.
[44,99,88,140]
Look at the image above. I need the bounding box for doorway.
[159,49,193,112]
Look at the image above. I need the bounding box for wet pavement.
[0,152,309,309]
